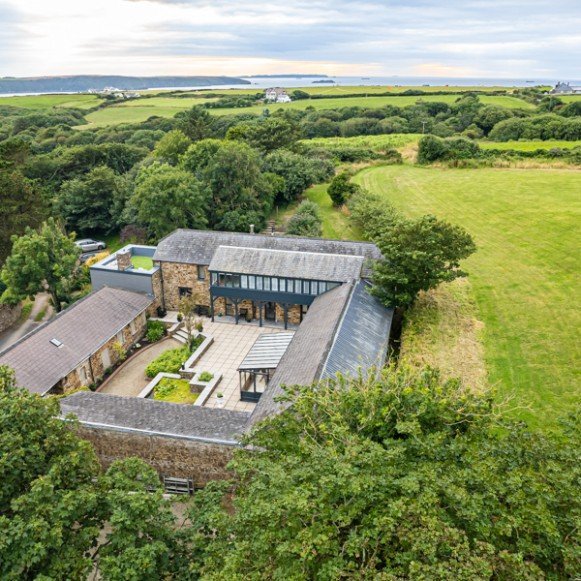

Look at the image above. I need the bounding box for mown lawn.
[0,93,103,110]
[353,164,580,428]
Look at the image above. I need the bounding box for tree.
[262,150,317,203]
[187,366,580,579]
[328,171,359,206]
[152,129,191,165]
[229,117,302,151]
[131,163,208,239]
[286,200,322,237]
[0,364,185,580]
[178,291,204,349]
[56,166,129,233]
[198,141,274,231]
[371,214,476,307]
[175,105,214,141]
[1,218,80,312]
[0,167,46,264]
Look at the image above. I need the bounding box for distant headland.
[0,75,250,95]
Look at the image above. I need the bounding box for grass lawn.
[353,164,580,428]
[131,255,154,270]
[479,140,581,151]
[305,183,361,239]
[153,378,198,404]
[0,93,103,110]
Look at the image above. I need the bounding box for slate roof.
[321,280,393,380]
[60,392,249,443]
[154,229,381,276]
[209,246,364,282]
[0,287,153,395]
[249,281,394,426]
[250,283,353,424]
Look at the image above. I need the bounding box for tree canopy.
[1,218,80,311]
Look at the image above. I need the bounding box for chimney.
[249,224,255,234]
[117,250,132,271]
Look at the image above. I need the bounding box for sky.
[0,0,579,79]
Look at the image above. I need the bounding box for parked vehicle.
[75,239,106,252]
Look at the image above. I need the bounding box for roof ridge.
[215,245,366,259]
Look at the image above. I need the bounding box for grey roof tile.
[209,246,364,282]
[0,287,153,395]
[153,229,381,277]
[249,283,353,424]
[321,280,393,380]
[60,392,249,443]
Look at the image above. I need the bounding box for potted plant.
[216,392,224,407]
[177,312,183,322]
[195,319,204,333]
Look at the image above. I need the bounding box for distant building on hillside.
[265,87,292,103]
[550,82,581,95]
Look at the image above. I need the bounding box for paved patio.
[191,318,290,413]
[98,337,182,397]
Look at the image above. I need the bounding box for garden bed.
[153,377,198,404]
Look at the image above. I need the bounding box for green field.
[187,85,528,97]
[78,93,533,128]
[210,94,532,117]
[353,165,580,428]
[480,140,581,151]
[0,93,104,110]
[80,96,216,128]
[559,95,581,103]
[305,134,422,150]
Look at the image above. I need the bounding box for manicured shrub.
[145,320,165,343]
[198,371,214,382]
[145,346,190,378]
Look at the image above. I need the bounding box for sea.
[1,75,579,97]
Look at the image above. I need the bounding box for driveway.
[98,337,182,397]
[0,293,53,351]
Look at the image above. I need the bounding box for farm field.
[79,96,216,128]
[353,164,580,428]
[559,95,581,103]
[305,134,422,150]
[78,93,533,128]
[187,85,529,97]
[479,140,581,150]
[0,93,104,110]
[209,94,533,116]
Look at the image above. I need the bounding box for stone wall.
[56,310,148,394]
[150,268,163,314]
[160,262,210,311]
[0,303,22,334]
[275,303,303,325]
[75,425,236,487]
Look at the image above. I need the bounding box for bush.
[145,346,191,378]
[417,135,480,163]
[120,224,148,245]
[286,200,323,237]
[198,371,214,382]
[146,320,165,343]
[328,172,360,206]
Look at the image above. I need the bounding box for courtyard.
[98,318,290,413]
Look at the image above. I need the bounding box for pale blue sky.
[0,0,579,78]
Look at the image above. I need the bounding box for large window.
[197,265,206,281]
[179,287,192,297]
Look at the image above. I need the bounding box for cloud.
[0,0,579,78]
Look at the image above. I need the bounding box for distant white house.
[265,87,292,103]
[550,82,581,95]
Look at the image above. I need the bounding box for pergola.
[237,332,294,402]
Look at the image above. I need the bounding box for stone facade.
[0,303,22,334]
[56,310,148,394]
[75,425,236,488]
[150,268,163,314]
[160,262,210,311]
